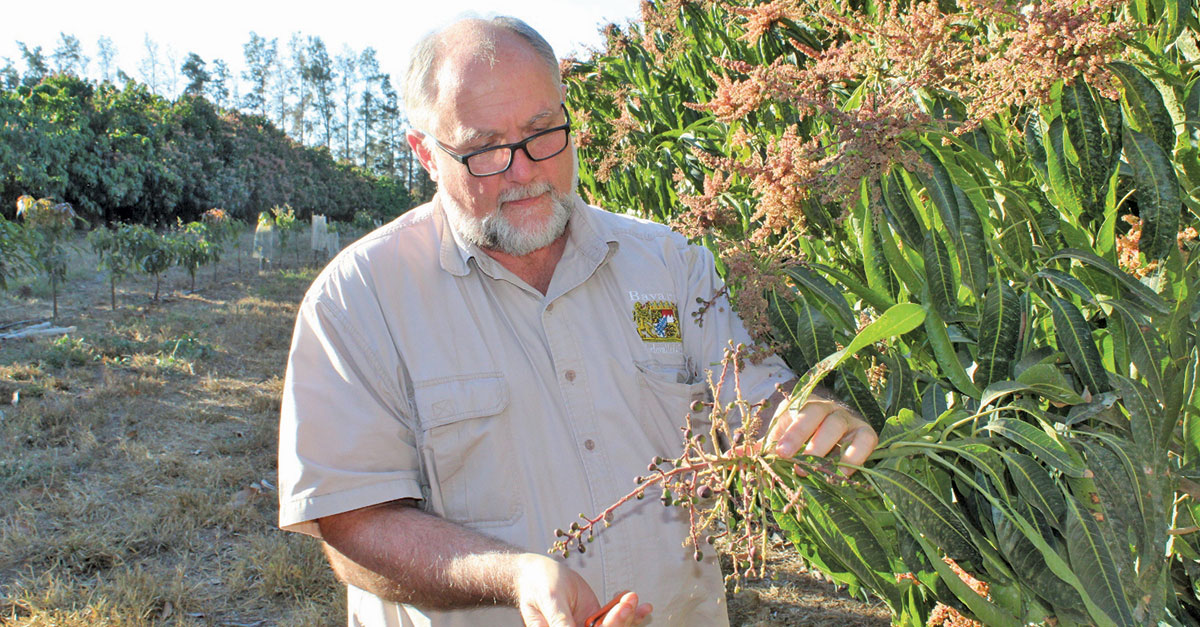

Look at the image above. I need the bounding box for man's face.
[422,36,577,256]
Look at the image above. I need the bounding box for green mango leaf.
[1112,305,1167,404]
[810,263,896,312]
[1045,248,1170,314]
[1024,112,1048,176]
[954,190,990,299]
[1111,60,1176,152]
[924,308,983,397]
[1035,269,1098,306]
[1186,77,1200,143]
[1047,294,1111,395]
[917,145,960,235]
[861,207,897,300]
[1112,375,1170,470]
[839,366,886,433]
[868,467,981,564]
[882,353,920,416]
[994,509,1083,613]
[1123,126,1182,261]
[1062,75,1113,214]
[806,486,893,575]
[986,417,1087,477]
[923,233,958,321]
[1016,363,1086,405]
[790,303,924,404]
[882,169,926,249]
[784,266,855,328]
[1045,116,1084,219]
[1001,451,1067,526]
[978,381,1030,409]
[1072,438,1144,591]
[975,282,1021,390]
[1064,495,1137,626]
[909,524,1020,626]
[767,290,813,374]
[793,298,838,367]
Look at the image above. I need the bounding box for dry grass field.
[0,231,888,626]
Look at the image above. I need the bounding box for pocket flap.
[413,373,509,429]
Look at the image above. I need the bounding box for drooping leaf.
[868,468,981,564]
[994,503,1083,613]
[923,308,982,397]
[1064,495,1137,626]
[1112,375,1170,470]
[1047,294,1111,395]
[790,303,925,404]
[1016,363,1086,405]
[794,298,838,367]
[1062,75,1114,215]
[1111,60,1176,152]
[954,189,990,299]
[911,528,1020,626]
[918,146,960,235]
[1045,248,1170,314]
[838,366,886,433]
[1124,126,1182,261]
[1035,269,1098,307]
[974,282,1022,390]
[1024,112,1048,176]
[784,266,855,328]
[1001,451,1067,526]
[986,417,1087,477]
[1119,311,1168,421]
[923,233,958,321]
[881,352,920,415]
[767,290,813,374]
[882,170,926,249]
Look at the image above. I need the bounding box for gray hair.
[404,16,561,133]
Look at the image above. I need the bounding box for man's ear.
[407,130,439,182]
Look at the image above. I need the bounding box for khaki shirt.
[278,196,791,626]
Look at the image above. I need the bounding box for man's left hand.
[765,392,878,475]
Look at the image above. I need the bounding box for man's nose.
[504,146,537,182]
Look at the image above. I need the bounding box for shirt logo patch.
[634,300,681,343]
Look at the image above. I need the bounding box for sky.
[1,0,644,91]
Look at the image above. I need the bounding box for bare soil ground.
[0,232,890,626]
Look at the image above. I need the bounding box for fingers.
[768,397,842,458]
[599,592,652,627]
[769,395,879,474]
[838,425,879,476]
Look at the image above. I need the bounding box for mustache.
[498,182,554,204]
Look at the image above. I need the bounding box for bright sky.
[1,0,643,91]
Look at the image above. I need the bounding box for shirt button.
[584,439,595,451]
[546,302,555,313]
[564,370,576,382]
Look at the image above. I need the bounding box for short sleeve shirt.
[278,195,792,627]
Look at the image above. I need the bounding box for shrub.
[564,1,1200,624]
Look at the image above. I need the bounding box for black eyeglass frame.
[428,105,572,177]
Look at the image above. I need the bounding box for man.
[278,16,878,627]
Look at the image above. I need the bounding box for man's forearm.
[318,500,526,610]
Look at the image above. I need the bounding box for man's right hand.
[514,554,652,627]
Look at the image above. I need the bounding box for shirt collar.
[435,193,618,278]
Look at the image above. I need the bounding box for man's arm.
[318,500,652,626]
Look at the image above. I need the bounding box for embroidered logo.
[634,300,681,342]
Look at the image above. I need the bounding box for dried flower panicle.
[549,343,859,589]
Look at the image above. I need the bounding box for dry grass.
[0,237,343,626]
[0,232,889,626]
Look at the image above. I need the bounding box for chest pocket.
[413,373,522,527]
[634,360,713,457]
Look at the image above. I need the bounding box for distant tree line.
[1,32,434,225]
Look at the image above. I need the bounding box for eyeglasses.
[428,105,572,177]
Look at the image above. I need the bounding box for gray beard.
[442,181,576,257]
